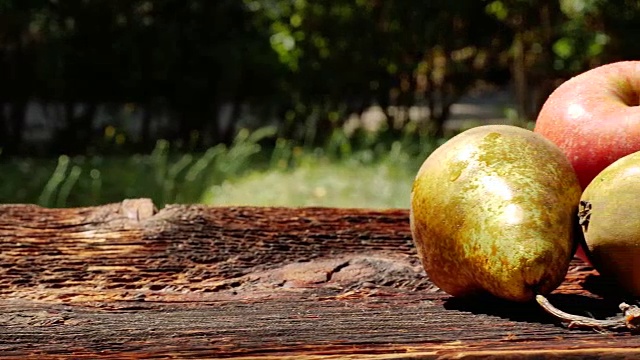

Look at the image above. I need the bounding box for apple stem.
[578,200,592,232]
[535,294,640,332]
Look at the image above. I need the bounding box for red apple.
[535,61,640,190]
[535,60,640,263]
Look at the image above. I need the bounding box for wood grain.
[0,199,637,359]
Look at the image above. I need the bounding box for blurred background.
[0,0,637,209]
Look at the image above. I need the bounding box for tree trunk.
[139,105,150,148]
[513,30,528,121]
[0,101,6,150]
[7,98,29,153]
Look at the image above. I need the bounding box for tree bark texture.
[0,199,638,359]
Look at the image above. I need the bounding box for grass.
[204,151,414,209]
[0,126,444,209]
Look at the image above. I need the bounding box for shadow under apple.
[443,292,628,330]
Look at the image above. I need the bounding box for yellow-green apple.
[535,60,640,263]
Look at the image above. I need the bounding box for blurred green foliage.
[1,0,638,155]
[0,125,441,208]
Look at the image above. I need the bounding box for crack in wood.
[0,200,414,301]
[325,260,351,282]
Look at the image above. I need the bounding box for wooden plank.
[0,199,637,359]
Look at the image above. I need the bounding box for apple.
[534,60,640,263]
[535,61,640,189]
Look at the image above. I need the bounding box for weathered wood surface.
[0,199,639,359]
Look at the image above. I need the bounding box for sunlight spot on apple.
[479,175,513,201]
[622,166,640,179]
[455,144,476,163]
[567,103,587,120]
[501,203,524,225]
